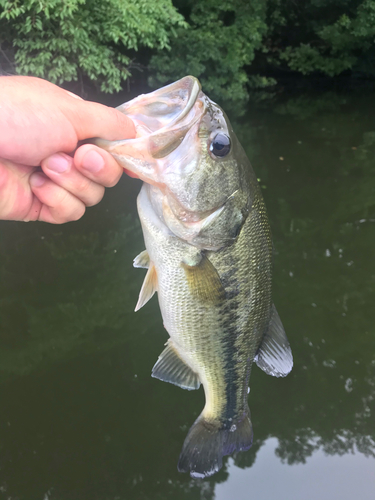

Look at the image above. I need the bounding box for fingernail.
[30,173,46,187]
[46,154,70,173]
[81,150,105,173]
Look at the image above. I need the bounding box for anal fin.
[255,304,293,377]
[135,262,157,311]
[152,340,200,391]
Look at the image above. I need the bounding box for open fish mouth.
[118,76,201,134]
[95,76,204,182]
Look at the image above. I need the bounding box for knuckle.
[54,203,85,223]
[74,175,92,195]
[86,186,105,207]
[52,188,70,208]
[49,189,85,222]
[104,169,122,188]
[69,204,86,222]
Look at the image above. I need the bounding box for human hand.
[0,76,135,223]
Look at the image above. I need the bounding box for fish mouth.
[118,76,201,134]
[95,76,204,182]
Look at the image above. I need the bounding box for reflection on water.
[0,87,374,499]
[216,437,375,500]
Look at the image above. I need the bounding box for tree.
[1,0,375,101]
[0,0,186,92]
[268,0,375,78]
[149,0,275,105]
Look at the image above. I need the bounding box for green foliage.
[0,0,186,92]
[150,0,375,104]
[269,0,375,77]
[1,0,375,100]
[149,0,275,106]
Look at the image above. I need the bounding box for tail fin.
[177,408,253,478]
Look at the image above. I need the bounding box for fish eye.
[209,133,231,158]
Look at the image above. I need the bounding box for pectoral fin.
[182,254,226,303]
[133,250,150,269]
[255,304,293,377]
[134,263,157,311]
[152,340,200,390]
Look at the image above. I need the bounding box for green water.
[0,87,374,500]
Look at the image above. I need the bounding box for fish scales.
[96,76,293,478]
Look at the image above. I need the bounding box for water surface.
[0,87,374,499]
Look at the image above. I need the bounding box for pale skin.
[0,76,136,223]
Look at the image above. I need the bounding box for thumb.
[71,100,136,142]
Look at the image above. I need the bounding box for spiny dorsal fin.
[152,340,200,391]
[133,250,150,269]
[134,263,157,311]
[181,254,226,303]
[255,304,293,377]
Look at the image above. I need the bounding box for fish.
[96,76,293,478]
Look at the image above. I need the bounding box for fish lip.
[162,76,201,129]
[94,76,204,179]
[137,76,203,138]
[117,75,201,122]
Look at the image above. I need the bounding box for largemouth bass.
[97,76,293,478]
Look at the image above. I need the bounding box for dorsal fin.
[152,340,201,391]
[134,263,157,311]
[255,304,293,377]
[133,250,150,269]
